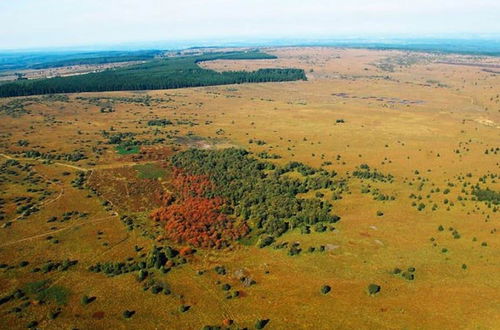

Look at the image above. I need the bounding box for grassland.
[0,47,498,329]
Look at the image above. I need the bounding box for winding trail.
[54,162,89,172]
[0,215,115,248]
[1,153,66,223]
[0,153,90,171]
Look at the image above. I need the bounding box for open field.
[0,47,498,329]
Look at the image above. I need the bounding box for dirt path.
[9,179,65,223]
[0,154,66,224]
[1,152,152,172]
[54,162,89,172]
[0,153,90,172]
[0,153,13,160]
[0,215,115,248]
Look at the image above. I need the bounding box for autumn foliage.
[151,168,248,248]
[170,168,215,199]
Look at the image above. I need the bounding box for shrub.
[300,226,311,234]
[314,223,327,232]
[151,286,163,294]
[80,295,92,305]
[123,310,135,318]
[48,309,61,320]
[258,235,275,248]
[214,266,226,275]
[367,284,381,295]
[255,319,270,329]
[288,246,301,256]
[403,272,415,281]
[320,285,331,294]
[179,305,190,313]
[137,269,148,282]
[26,321,38,328]
[315,191,325,198]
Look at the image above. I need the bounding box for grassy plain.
[0,47,498,329]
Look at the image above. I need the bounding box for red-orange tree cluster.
[151,168,248,248]
[170,168,215,199]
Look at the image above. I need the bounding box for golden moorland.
[0,47,498,329]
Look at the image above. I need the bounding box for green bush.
[26,321,38,328]
[151,285,163,294]
[314,223,327,232]
[367,284,381,295]
[123,310,135,318]
[255,319,270,329]
[258,235,275,248]
[81,295,91,305]
[320,285,331,294]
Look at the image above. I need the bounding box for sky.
[1,0,499,50]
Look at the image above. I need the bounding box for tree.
[367,284,381,295]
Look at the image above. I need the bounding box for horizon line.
[1,34,500,53]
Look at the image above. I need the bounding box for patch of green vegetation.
[0,99,31,117]
[23,280,70,305]
[116,144,140,155]
[367,283,381,295]
[257,151,282,159]
[238,234,259,246]
[171,148,342,238]
[472,188,499,205]
[352,164,394,183]
[23,149,87,162]
[255,319,270,329]
[147,119,173,126]
[320,285,331,294]
[134,163,166,179]
[88,245,181,277]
